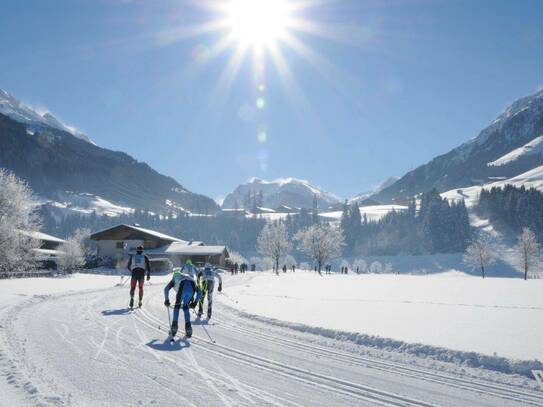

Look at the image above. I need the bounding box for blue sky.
[1,0,542,201]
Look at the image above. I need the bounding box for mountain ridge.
[373,88,543,202]
[222,177,341,210]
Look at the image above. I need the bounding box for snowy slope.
[41,192,135,218]
[349,177,399,204]
[223,272,543,362]
[0,89,92,143]
[374,88,543,202]
[1,273,542,406]
[488,135,543,167]
[222,177,341,210]
[442,164,543,207]
[320,204,407,222]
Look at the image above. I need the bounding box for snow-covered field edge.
[221,302,543,380]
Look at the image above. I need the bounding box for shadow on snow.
[146,338,190,351]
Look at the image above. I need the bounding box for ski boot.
[138,299,143,308]
[197,305,203,319]
[185,322,192,338]
[207,307,212,320]
[129,297,134,309]
[169,321,178,337]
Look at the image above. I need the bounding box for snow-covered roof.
[90,224,184,243]
[33,248,65,259]
[20,230,66,244]
[146,242,229,257]
[257,207,276,213]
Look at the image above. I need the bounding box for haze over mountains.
[2,87,543,217]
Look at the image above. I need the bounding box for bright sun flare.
[223,0,293,48]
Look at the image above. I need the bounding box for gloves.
[218,283,222,292]
[189,301,197,309]
[164,299,170,307]
[146,276,150,281]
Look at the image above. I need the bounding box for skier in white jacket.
[196,263,223,320]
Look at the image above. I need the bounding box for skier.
[163,269,202,338]
[282,264,287,273]
[196,262,223,319]
[180,258,198,277]
[126,245,151,309]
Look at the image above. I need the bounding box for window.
[116,241,125,249]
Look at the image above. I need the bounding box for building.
[20,230,66,269]
[90,224,229,268]
[145,243,230,268]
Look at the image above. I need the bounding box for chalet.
[20,231,66,269]
[90,224,229,267]
[144,243,229,268]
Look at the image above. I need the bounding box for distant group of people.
[281,264,296,273]
[229,262,253,275]
[126,245,223,338]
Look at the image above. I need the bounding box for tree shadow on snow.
[146,338,190,352]
[101,308,132,316]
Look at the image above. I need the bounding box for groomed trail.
[1,273,542,406]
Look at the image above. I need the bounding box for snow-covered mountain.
[349,176,399,204]
[373,88,543,202]
[222,177,341,210]
[0,89,92,143]
[0,108,218,216]
[488,135,543,167]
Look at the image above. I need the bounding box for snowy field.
[2,272,543,406]
[221,271,543,362]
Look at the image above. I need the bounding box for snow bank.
[221,272,543,370]
[341,252,519,278]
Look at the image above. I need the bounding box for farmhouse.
[90,224,229,267]
[20,230,66,268]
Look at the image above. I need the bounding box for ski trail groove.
[212,315,543,406]
[136,304,435,407]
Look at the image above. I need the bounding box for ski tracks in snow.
[1,281,543,406]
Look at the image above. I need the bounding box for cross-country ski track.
[1,274,542,406]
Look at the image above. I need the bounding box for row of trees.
[464,228,541,280]
[341,189,471,256]
[256,222,344,275]
[0,169,94,276]
[476,185,543,238]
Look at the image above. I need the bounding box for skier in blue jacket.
[163,268,202,338]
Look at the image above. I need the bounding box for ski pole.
[190,309,216,344]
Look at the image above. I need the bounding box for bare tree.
[294,223,343,275]
[463,233,496,279]
[352,258,367,274]
[58,229,90,273]
[0,169,41,276]
[257,222,292,275]
[514,228,541,280]
[369,261,383,274]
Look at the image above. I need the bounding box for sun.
[222,0,293,49]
